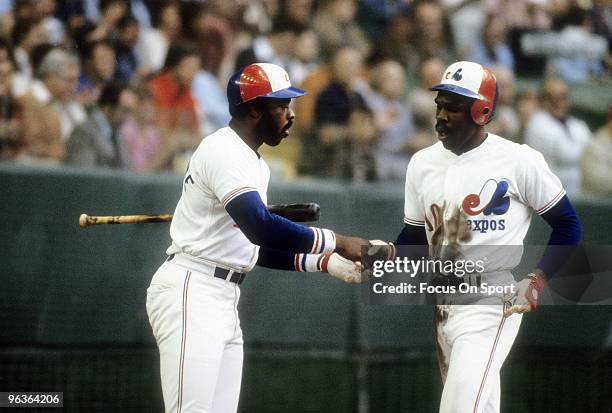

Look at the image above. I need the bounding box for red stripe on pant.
[177,271,192,413]
[473,314,506,413]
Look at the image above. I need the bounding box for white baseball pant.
[146,259,244,413]
[435,304,522,413]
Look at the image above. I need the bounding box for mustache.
[282,120,294,132]
[435,123,448,133]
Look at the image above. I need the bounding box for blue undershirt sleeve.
[225,191,315,252]
[256,247,296,271]
[395,224,428,246]
[538,195,582,278]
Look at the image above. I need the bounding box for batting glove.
[320,253,363,283]
[362,240,395,279]
[503,273,546,317]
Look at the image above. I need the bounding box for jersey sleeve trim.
[404,217,425,227]
[536,188,566,215]
[222,187,258,208]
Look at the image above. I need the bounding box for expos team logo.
[462,179,510,233]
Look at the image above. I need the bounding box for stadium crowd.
[0,0,609,196]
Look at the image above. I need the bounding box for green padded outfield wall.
[0,165,610,412]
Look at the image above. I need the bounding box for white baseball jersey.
[167,126,270,272]
[404,134,565,272]
[405,134,565,413]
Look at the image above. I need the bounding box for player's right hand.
[320,253,363,283]
[334,235,368,262]
[503,272,546,317]
[362,240,395,278]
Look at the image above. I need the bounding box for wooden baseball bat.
[79,203,321,228]
[79,213,173,228]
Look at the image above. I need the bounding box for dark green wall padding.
[0,165,610,412]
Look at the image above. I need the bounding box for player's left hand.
[503,272,546,317]
[321,253,363,283]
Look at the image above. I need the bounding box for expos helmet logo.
[451,68,463,81]
[462,179,510,216]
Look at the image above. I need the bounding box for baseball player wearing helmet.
[146,63,367,413]
[367,61,581,412]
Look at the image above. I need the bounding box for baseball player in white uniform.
[146,63,367,413]
[369,62,582,412]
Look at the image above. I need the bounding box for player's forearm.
[256,247,326,272]
[225,191,335,254]
[257,247,363,283]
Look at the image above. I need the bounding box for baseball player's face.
[434,92,477,153]
[257,98,295,146]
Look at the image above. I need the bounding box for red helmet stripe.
[478,68,497,104]
[239,64,273,102]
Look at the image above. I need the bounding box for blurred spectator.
[0,38,24,161]
[64,81,135,167]
[0,0,37,42]
[406,57,444,152]
[361,59,416,180]
[487,65,520,142]
[524,78,592,196]
[137,1,181,74]
[292,62,332,136]
[288,28,320,88]
[76,39,116,106]
[378,8,413,70]
[345,103,378,181]
[407,0,455,73]
[301,47,376,180]
[468,13,514,72]
[83,0,150,29]
[549,4,607,83]
[188,6,233,77]
[86,0,128,42]
[234,16,305,74]
[12,17,47,82]
[502,0,551,31]
[591,0,612,71]
[313,0,371,62]
[240,0,278,35]
[18,48,85,164]
[148,42,201,172]
[279,0,314,26]
[505,0,552,77]
[515,89,539,143]
[54,0,86,37]
[443,0,487,59]
[192,68,230,136]
[11,41,54,97]
[33,0,65,45]
[114,14,144,83]
[581,105,612,196]
[118,84,175,172]
[357,0,411,44]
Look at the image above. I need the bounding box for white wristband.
[294,253,326,272]
[309,227,336,254]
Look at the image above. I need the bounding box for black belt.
[167,254,246,285]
